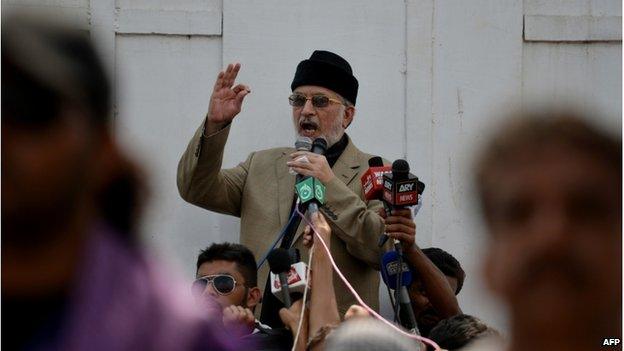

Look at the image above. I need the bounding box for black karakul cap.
[291,50,359,105]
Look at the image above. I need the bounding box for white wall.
[5,0,621,333]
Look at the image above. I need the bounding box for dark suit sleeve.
[177,121,253,217]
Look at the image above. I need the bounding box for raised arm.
[385,208,461,318]
[176,63,252,215]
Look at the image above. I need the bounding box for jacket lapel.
[276,150,296,227]
[332,138,362,187]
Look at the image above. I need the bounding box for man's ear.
[246,287,262,309]
[342,106,355,129]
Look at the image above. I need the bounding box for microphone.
[382,160,424,207]
[380,251,419,333]
[291,136,313,177]
[268,248,309,307]
[310,137,328,156]
[361,157,392,201]
[378,160,425,247]
[380,250,413,289]
[295,137,328,215]
[295,136,313,152]
[268,248,293,307]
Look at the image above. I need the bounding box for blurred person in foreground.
[2,13,238,351]
[382,209,464,336]
[474,110,621,351]
[193,242,293,350]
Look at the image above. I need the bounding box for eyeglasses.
[288,93,344,108]
[191,274,243,296]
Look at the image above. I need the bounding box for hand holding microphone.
[288,137,333,183]
[381,208,416,249]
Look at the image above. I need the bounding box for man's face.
[291,85,352,147]
[2,106,98,244]
[195,260,250,310]
[409,275,459,335]
[483,145,621,340]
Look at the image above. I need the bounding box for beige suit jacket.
[177,122,387,315]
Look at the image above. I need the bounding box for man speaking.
[177,51,387,326]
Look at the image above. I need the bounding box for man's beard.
[293,115,345,148]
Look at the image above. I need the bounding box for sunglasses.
[288,93,344,108]
[191,274,243,296]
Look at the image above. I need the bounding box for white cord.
[291,243,314,351]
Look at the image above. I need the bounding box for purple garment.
[37,224,245,351]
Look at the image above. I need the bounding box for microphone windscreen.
[391,159,410,173]
[312,137,328,154]
[295,136,313,151]
[368,156,384,167]
[268,248,292,274]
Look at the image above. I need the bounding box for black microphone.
[268,248,293,308]
[310,137,328,156]
[368,156,383,168]
[378,159,424,247]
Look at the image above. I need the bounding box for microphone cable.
[256,198,300,270]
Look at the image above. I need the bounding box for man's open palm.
[208,63,250,124]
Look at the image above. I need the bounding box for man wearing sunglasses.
[194,242,293,350]
[178,50,387,326]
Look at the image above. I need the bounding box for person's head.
[475,110,621,348]
[427,314,499,351]
[193,243,261,311]
[290,50,357,147]
[1,14,135,300]
[408,247,465,336]
[2,14,114,243]
[325,317,421,351]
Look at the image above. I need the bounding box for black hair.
[428,314,498,351]
[422,247,466,294]
[2,15,110,127]
[475,110,621,225]
[196,243,258,288]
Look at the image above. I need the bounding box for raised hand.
[207,63,251,125]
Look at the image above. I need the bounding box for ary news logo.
[398,182,415,192]
[383,179,393,191]
[603,338,620,347]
